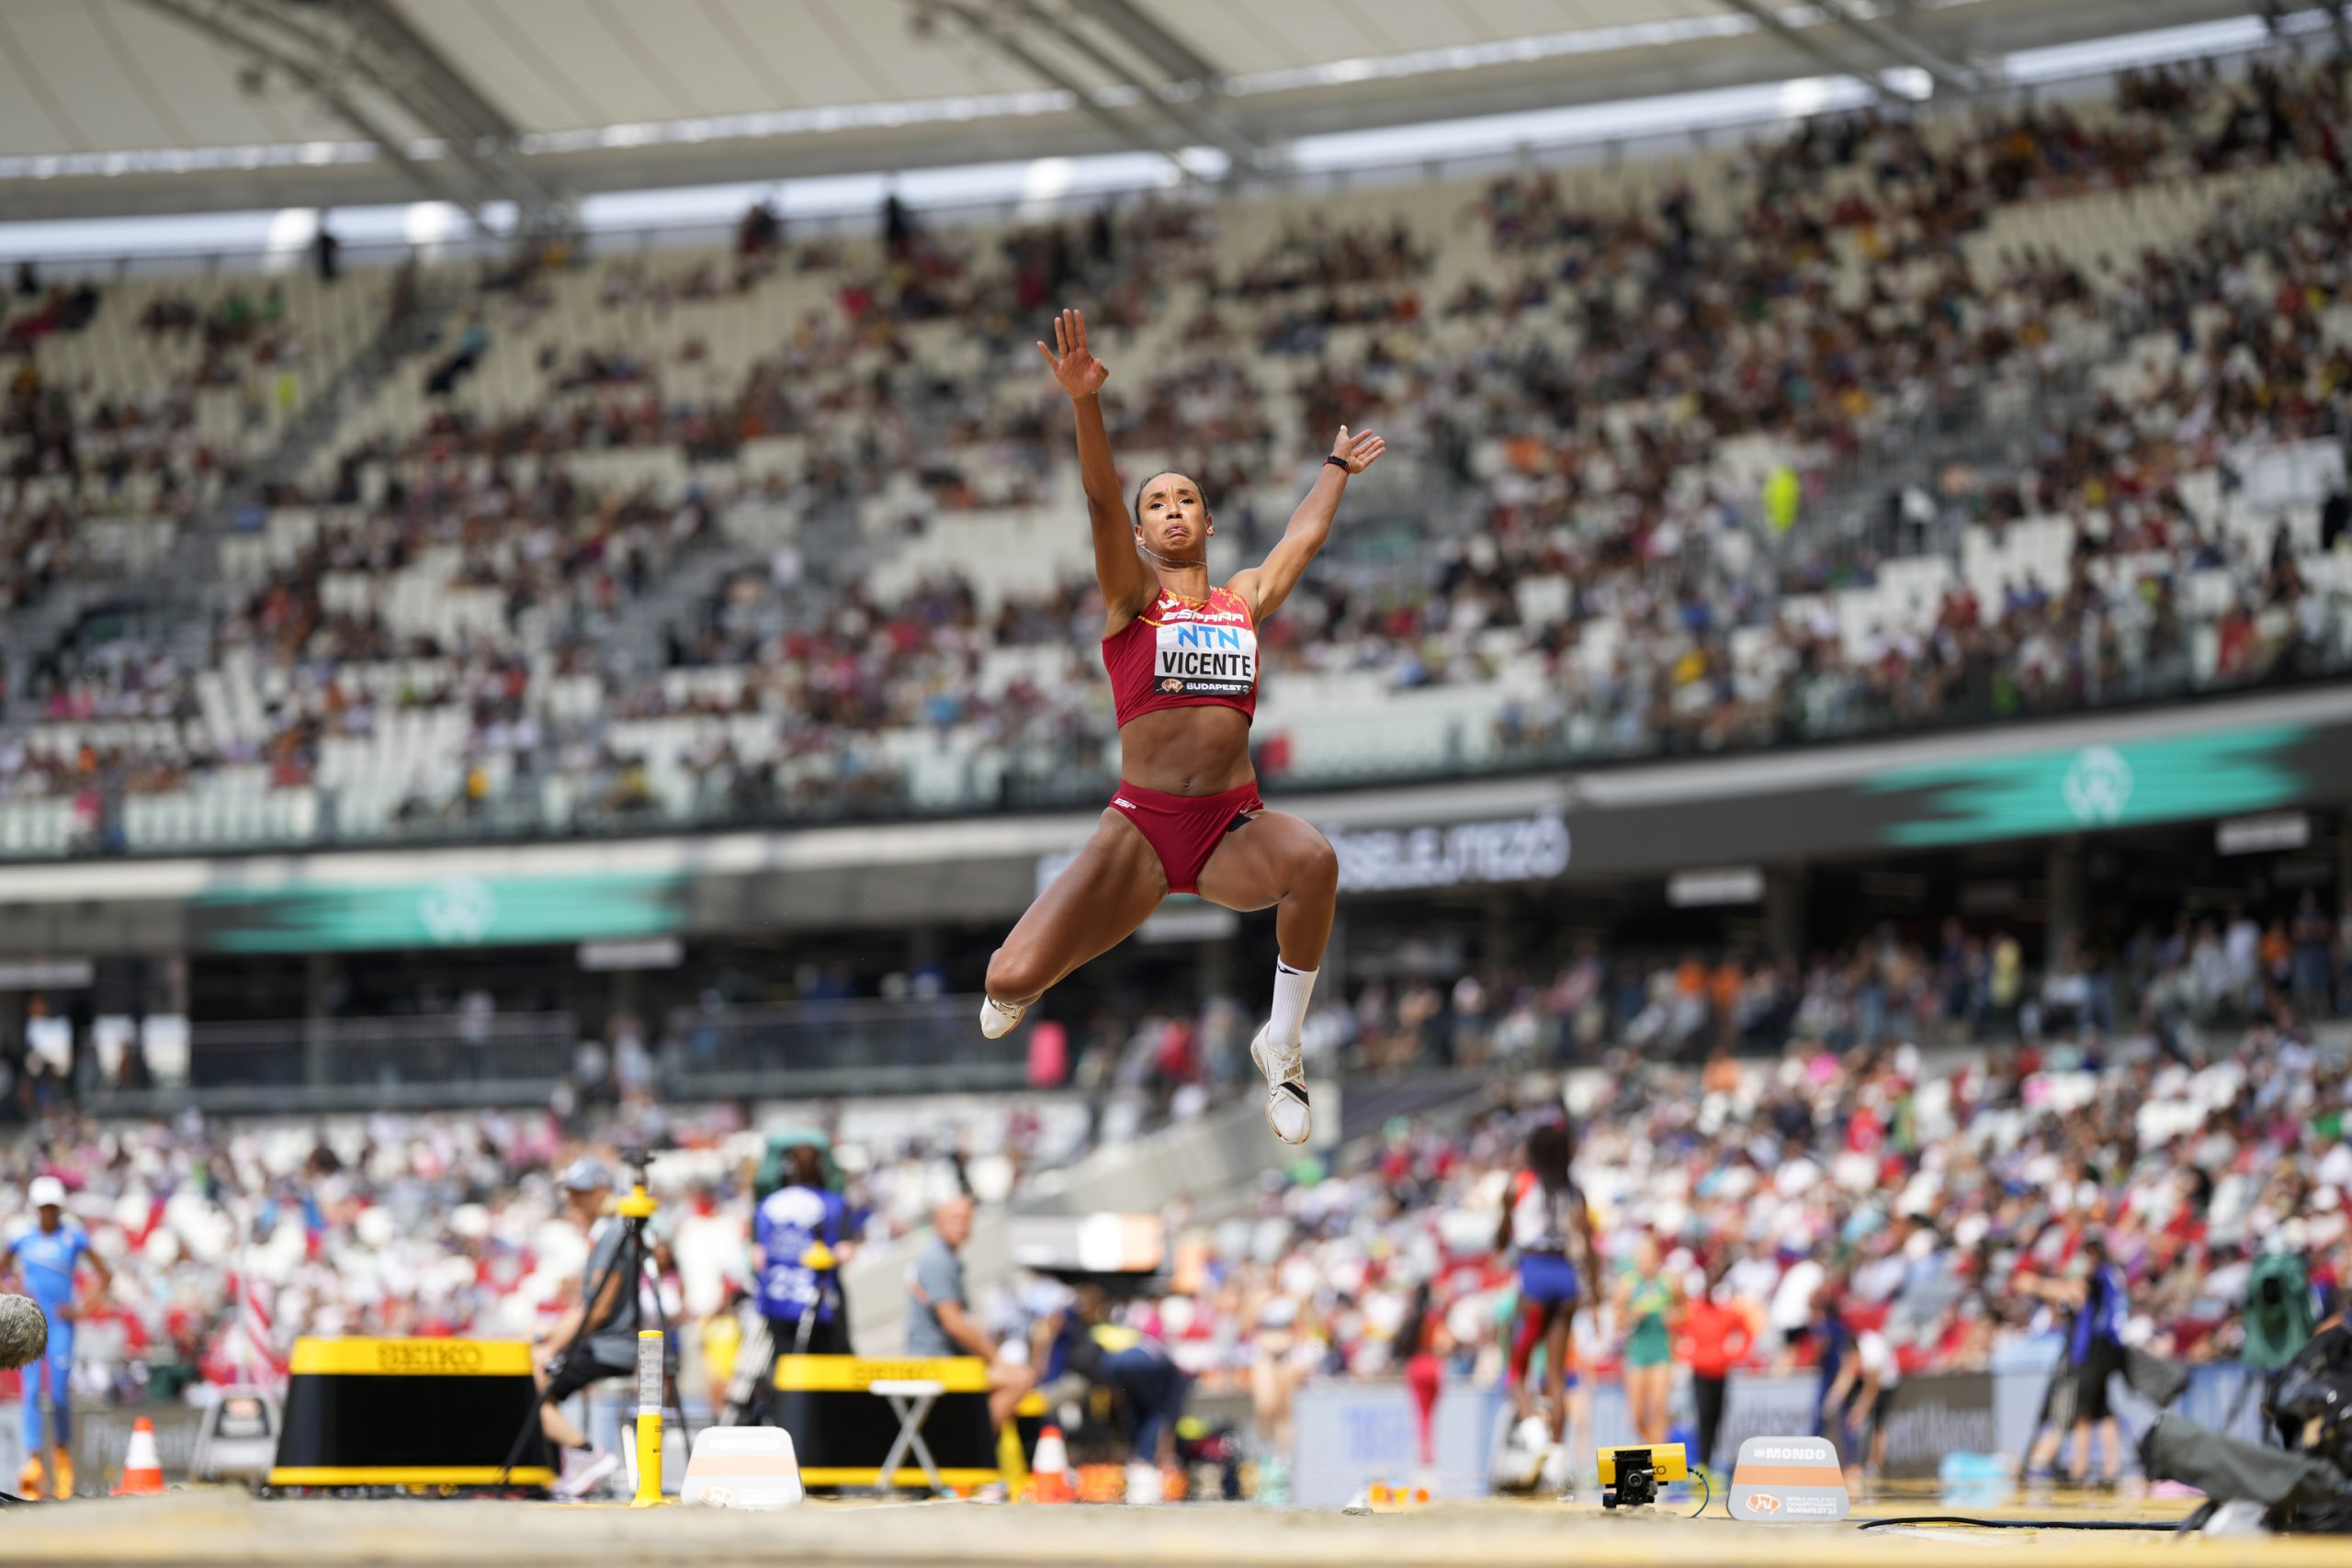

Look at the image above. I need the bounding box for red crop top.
[1102,585,1260,728]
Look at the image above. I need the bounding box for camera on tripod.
[612,1143,672,1219]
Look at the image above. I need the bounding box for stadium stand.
[6,987,2341,1455]
[1063,1021,2346,1390]
[6,35,2352,1514]
[2,58,2349,852]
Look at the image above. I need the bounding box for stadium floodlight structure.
[1813,0,1989,96]
[910,0,1274,179]
[124,0,571,236]
[1712,0,1991,101]
[1009,0,1266,171]
[1710,0,1906,101]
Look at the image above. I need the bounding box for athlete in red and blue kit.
[978,309,1385,1145]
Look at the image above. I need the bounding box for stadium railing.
[80,995,1024,1116]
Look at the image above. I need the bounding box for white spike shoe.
[1250,1024,1311,1145]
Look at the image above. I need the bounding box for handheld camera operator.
[1031,1281,1190,1501]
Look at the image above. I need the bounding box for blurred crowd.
[990,1019,2349,1424]
[2,54,2350,826]
[627,52,2352,791]
[4,267,321,539]
[0,1095,1077,1416]
[1,946,2346,1472]
[1028,893,2352,1125]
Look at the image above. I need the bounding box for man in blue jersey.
[2021,1232,2131,1487]
[753,1144,854,1356]
[4,1177,113,1500]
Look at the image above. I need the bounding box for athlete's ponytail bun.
[0,1293,46,1371]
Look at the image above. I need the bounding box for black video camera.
[1598,1443,1687,1509]
[615,1138,678,1179]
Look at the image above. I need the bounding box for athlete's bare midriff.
[1116,704,1255,795]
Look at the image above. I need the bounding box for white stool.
[868,1378,947,1495]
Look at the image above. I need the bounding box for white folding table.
[867,1378,949,1495]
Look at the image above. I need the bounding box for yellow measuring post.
[631,1329,667,1507]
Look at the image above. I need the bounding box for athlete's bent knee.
[1293,831,1339,899]
[985,945,1046,1006]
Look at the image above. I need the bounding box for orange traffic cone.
[113,1416,164,1495]
[1029,1425,1073,1505]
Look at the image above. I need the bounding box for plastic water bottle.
[1939,1450,2006,1507]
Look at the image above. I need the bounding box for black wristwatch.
[1323,454,1351,471]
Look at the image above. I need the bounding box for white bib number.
[1153,620,1257,697]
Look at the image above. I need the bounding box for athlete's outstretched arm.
[1036,308,1153,630]
[1230,424,1385,621]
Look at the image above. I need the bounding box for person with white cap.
[4,1175,112,1499]
[529,1157,658,1499]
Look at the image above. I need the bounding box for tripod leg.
[723,1309,774,1427]
[2222,1362,2264,1441]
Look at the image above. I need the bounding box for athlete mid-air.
[979,308,1385,1145]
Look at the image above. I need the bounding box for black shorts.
[2075,1339,2120,1423]
[1840,1382,1893,1440]
[546,1350,639,1405]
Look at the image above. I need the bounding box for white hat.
[27,1176,65,1210]
[557,1157,613,1193]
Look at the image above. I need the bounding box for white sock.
[1269,961,1317,1049]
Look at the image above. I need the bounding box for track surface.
[0,1485,2330,1568]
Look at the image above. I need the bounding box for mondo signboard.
[1729,1435,1848,1522]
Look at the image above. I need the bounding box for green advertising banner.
[192,872,684,953]
[1862,725,2311,847]
[1538,705,2352,878]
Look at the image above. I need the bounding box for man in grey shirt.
[533,1158,672,1498]
[904,1194,1034,1429]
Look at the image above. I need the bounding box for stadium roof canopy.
[0,0,2274,224]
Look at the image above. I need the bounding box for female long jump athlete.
[978,308,1385,1145]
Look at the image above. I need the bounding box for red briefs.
[1110,779,1263,895]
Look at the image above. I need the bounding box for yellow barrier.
[769,1356,1022,1492]
[267,1337,553,1490]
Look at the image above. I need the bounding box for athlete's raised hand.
[1037,307,1108,400]
[1330,424,1385,475]
[1052,307,1151,626]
